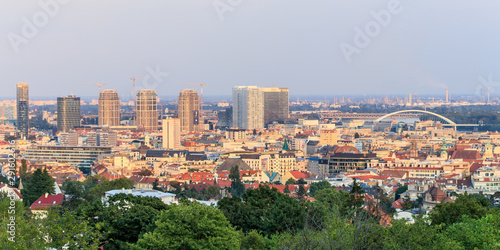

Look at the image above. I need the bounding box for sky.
[2,0,500,99]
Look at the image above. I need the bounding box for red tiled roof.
[380,170,408,179]
[288,171,310,179]
[30,193,65,210]
[0,184,23,199]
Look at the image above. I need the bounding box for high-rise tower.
[16,83,29,139]
[136,89,158,131]
[178,89,200,133]
[57,95,81,132]
[162,117,180,149]
[261,87,289,126]
[232,86,264,130]
[98,90,120,126]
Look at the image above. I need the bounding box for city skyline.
[3,1,500,98]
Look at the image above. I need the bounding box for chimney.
[122,187,125,193]
[45,193,48,198]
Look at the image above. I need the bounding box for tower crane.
[131,77,143,125]
[180,83,208,131]
[81,82,106,93]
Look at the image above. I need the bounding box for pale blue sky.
[2,0,500,98]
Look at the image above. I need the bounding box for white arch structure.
[374,110,456,126]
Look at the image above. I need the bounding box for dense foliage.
[2,174,500,249]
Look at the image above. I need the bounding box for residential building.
[136,89,158,131]
[24,145,112,172]
[98,89,120,126]
[59,132,78,146]
[87,132,117,147]
[226,128,246,140]
[217,106,233,128]
[30,193,65,218]
[57,95,81,132]
[178,89,200,133]
[232,86,264,129]
[16,83,29,139]
[328,152,377,173]
[320,130,338,146]
[162,117,181,150]
[261,87,289,126]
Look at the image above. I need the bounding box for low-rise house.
[30,193,65,218]
[0,183,23,201]
[422,186,454,210]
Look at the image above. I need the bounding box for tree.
[229,165,245,197]
[296,185,306,200]
[349,178,364,211]
[285,178,296,185]
[284,185,291,194]
[86,177,134,201]
[21,168,55,206]
[430,193,488,226]
[205,185,220,199]
[309,181,331,197]
[61,180,86,211]
[354,132,360,138]
[297,178,307,185]
[0,197,102,249]
[402,195,413,210]
[444,214,500,249]
[131,202,240,249]
[394,185,408,200]
[152,179,162,191]
[138,169,153,176]
[19,159,28,180]
[218,185,306,236]
[314,188,351,217]
[74,193,169,248]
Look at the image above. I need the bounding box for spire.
[282,138,290,151]
[53,180,62,194]
[18,179,23,190]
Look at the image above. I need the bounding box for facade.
[178,89,200,133]
[0,105,16,119]
[221,151,296,176]
[136,89,158,131]
[57,95,81,132]
[59,132,78,146]
[262,87,289,126]
[232,86,264,130]
[87,132,117,147]
[16,83,29,139]
[98,89,120,126]
[328,152,377,173]
[24,145,112,170]
[162,118,181,150]
[217,106,233,128]
[226,128,246,140]
[320,130,338,146]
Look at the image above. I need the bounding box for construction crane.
[180,83,208,131]
[81,82,106,93]
[131,77,143,125]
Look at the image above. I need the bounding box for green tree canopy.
[219,185,306,236]
[21,168,55,206]
[229,165,245,197]
[308,181,331,197]
[430,193,488,226]
[131,201,240,249]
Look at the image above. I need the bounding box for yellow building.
[320,129,338,146]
